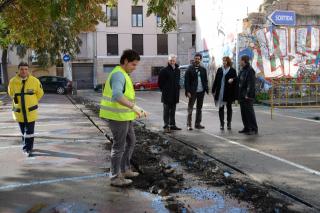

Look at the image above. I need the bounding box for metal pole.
[271,79,274,119]
[236,32,240,74]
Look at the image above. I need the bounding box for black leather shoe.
[170,126,182,130]
[163,125,169,129]
[238,129,249,133]
[195,124,205,129]
[245,130,258,135]
[220,125,224,130]
[187,126,193,131]
[227,122,231,130]
[28,151,33,157]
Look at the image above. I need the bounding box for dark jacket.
[238,64,256,101]
[212,67,238,102]
[184,64,208,96]
[158,63,181,105]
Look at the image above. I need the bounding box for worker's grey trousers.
[108,120,136,178]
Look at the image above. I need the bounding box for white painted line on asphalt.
[258,110,320,124]
[202,130,320,177]
[0,122,92,129]
[0,138,107,150]
[0,173,108,190]
[0,141,68,150]
[136,97,147,101]
[0,145,22,149]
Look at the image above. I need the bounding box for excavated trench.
[72,95,314,213]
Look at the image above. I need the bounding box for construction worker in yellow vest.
[8,62,44,157]
[100,49,147,187]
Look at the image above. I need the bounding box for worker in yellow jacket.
[100,49,147,187]
[8,62,44,157]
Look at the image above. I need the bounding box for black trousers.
[163,104,176,127]
[18,122,35,152]
[219,102,232,126]
[240,100,258,131]
[187,92,205,126]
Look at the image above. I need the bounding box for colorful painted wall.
[239,26,320,82]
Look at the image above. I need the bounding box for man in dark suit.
[184,53,208,130]
[158,54,181,133]
[238,55,258,135]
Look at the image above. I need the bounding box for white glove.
[132,105,147,118]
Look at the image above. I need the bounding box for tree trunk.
[1,48,8,86]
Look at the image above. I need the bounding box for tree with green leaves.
[0,0,181,84]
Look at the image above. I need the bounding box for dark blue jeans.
[18,122,35,152]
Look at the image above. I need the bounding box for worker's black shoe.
[245,130,258,135]
[195,124,205,129]
[238,129,249,133]
[170,126,182,130]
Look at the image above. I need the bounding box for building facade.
[73,0,196,88]
[1,0,196,88]
[176,0,196,65]
[73,0,178,88]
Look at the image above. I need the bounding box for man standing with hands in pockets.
[100,49,147,187]
[184,53,209,130]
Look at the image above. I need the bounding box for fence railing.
[270,80,320,119]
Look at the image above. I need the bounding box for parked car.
[38,76,72,94]
[134,76,159,90]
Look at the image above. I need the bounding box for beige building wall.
[177,0,196,65]
[5,48,57,81]
[92,0,179,85]
[7,65,57,80]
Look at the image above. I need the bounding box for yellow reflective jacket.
[99,66,136,121]
[8,75,44,123]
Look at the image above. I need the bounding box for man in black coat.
[184,53,208,130]
[238,55,258,135]
[158,54,181,132]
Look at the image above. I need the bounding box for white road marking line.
[202,129,320,176]
[0,122,92,129]
[0,173,108,190]
[0,139,106,150]
[0,145,22,149]
[136,97,147,101]
[258,110,320,124]
[0,141,68,150]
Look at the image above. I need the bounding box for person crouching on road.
[184,53,209,130]
[8,62,44,157]
[99,49,147,187]
[212,56,237,130]
[158,54,181,133]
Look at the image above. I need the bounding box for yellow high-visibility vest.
[99,66,136,121]
[8,75,44,123]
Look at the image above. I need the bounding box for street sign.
[63,54,71,62]
[268,10,296,26]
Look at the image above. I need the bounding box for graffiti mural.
[239,26,320,82]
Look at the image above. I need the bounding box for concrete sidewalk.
[77,89,320,210]
[0,94,163,213]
